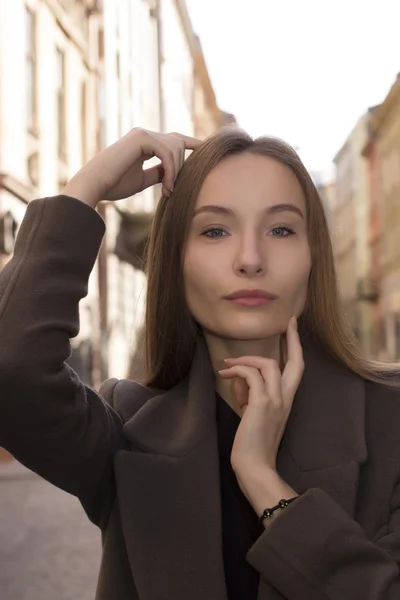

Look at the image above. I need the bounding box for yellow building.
[368,73,400,359]
[333,114,370,350]
[316,180,336,238]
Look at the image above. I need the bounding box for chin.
[223,328,279,341]
[206,319,284,341]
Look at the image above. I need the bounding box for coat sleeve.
[0,196,128,528]
[246,485,400,599]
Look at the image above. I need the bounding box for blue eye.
[270,227,294,237]
[201,228,228,238]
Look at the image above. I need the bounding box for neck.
[203,332,282,416]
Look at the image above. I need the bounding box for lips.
[224,289,278,300]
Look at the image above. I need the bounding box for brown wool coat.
[1,195,400,600]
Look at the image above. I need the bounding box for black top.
[216,393,265,599]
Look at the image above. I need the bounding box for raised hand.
[62,128,202,208]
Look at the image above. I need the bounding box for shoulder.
[364,376,400,452]
[99,377,160,423]
[365,375,400,411]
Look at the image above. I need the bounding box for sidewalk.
[0,460,101,600]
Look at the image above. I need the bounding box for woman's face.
[183,152,312,341]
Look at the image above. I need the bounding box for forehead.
[195,152,306,211]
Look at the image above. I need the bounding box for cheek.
[270,241,310,295]
[183,245,229,329]
[183,250,214,314]
[283,249,311,310]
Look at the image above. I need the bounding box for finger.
[233,377,249,411]
[171,147,182,187]
[177,145,186,172]
[224,356,281,400]
[142,138,175,194]
[169,132,202,150]
[281,317,304,397]
[170,138,186,181]
[281,334,288,365]
[142,164,165,190]
[219,365,265,404]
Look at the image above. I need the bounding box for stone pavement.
[0,460,102,600]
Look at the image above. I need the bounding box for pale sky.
[186,0,400,177]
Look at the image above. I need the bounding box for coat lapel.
[276,340,367,514]
[112,335,367,600]
[114,337,229,600]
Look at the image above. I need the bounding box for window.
[56,48,67,160]
[25,7,37,134]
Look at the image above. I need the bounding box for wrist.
[241,468,298,523]
[61,171,101,210]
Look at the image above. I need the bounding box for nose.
[233,234,265,277]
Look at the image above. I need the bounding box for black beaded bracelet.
[258,496,299,523]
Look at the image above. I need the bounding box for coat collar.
[112,335,367,600]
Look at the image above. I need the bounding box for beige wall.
[333,141,357,305]
[372,76,400,358]
[192,43,222,138]
[160,0,194,135]
[101,0,203,379]
[333,115,369,338]
[0,0,223,383]
[317,180,336,246]
[101,0,163,379]
[0,0,103,385]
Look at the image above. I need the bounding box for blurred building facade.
[331,73,400,360]
[316,180,336,236]
[0,0,104,396]
[362,105,384,358]
[364,74,400,359]
[0,0,230,463]
[332,114,370,352]
[99,0,162,381]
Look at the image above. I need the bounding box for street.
[0,460,101,600]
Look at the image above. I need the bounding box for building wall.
[333,114,369,347]
[192,39,222,139]
[160,0,194,135]
[333,141,358,317]
[361,136,380,356]
[372,75,400,359]
[100,0,162,379]
[0,0,103,386]
[317,180,336,242]
[0,0,102,460]
[0,0,225,390]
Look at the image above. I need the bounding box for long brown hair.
[144,127,399,390]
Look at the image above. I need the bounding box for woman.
[1,127,400,600]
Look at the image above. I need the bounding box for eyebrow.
[193,203,305,219]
